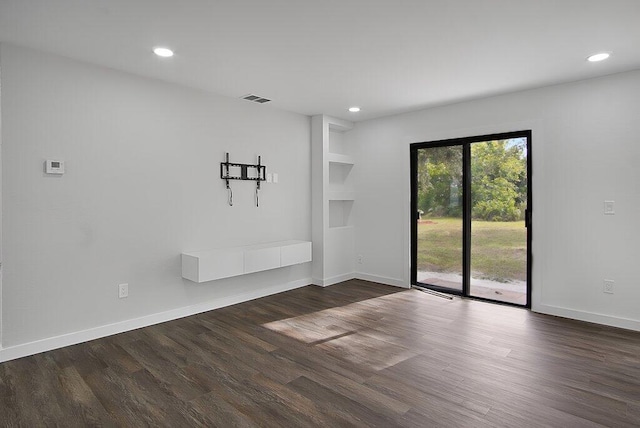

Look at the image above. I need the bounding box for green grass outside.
[417,217,526,282]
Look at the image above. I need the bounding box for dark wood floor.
[1,280,639,427]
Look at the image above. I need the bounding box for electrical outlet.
[357,254,364,264]
[118,283,129,298]
[604,201,615,215]
[603,279,614,294]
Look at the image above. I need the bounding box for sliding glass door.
[414,145,464,294]
[411,131,531,307]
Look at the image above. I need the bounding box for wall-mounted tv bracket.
[220,152,266,207]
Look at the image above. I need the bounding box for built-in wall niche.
[329,127,349,155]
[328,161,354,193]
[329,200,353,228]
[312,114,355,286]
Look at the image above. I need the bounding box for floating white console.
[182,240,312,283]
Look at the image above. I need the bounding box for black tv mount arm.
[220,152,266,206]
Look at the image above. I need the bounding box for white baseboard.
[535,304,640,332]
[312,273,355,287]
[312,272,409,289]
[355,272,409,289]
[0,278,311,363]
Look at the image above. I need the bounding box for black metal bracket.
[220,153,266,206]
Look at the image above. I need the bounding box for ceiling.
[1,0,639,121]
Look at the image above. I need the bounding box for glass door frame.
[410,130,532,308]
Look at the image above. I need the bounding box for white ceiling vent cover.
[241,94,271,104]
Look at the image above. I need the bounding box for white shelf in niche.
[182,240,312,283]
[327,153,355,165]
[328,191,355,201]
[328,225,354,231]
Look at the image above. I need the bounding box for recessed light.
[153,47,174,58]
[587,52,610,62]
[348,107,360,113]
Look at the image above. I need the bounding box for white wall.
[350,69,640,331]
[0,44,311,356]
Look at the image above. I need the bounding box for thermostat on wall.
[45,160,65,175]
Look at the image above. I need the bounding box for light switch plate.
[118,283,129,298]
[273,173,279,183]
[266,173,272,183]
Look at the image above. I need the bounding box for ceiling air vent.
[242,94,271,104]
